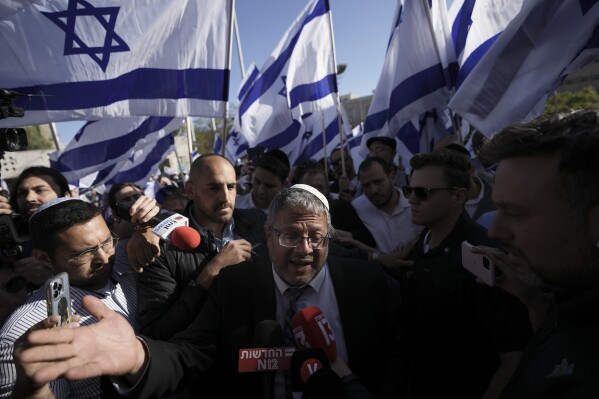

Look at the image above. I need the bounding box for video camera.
[0,89,29,259]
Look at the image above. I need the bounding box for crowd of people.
[0,108,598,398]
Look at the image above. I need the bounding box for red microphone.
[291,306,337,361]
[171,226,201,251]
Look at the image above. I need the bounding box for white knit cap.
[290,184,329,211]
[29,197,82,221]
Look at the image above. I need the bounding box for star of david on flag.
[41,0,130,72]
[0,0,232,127]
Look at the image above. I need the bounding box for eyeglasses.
[271,228,330,249]
[1,275,26,293]
[70,232,119,264]
[402,186,459,201]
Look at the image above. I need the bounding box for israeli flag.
[362,0,456,161]
[449,0,599,136]
[0,0,232,127]
[235,0,338,163]
[449,0,525,90]
[50,116,184,189]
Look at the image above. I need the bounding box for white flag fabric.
[449,0,525,90]
[361,0,456,157]
[449,0,599,135]
[50,116,183,189]
[235,0,338,162]
[0,0,232,127]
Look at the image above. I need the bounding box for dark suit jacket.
[136,255,404,399]
[137,202,267,340]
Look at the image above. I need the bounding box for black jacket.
[137,201,267,340]
[135,255,404,399]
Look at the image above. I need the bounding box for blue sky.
[56,0,398,145]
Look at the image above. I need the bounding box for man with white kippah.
[13,186,405,399]
[0,198,138,398]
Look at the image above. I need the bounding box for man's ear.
[32,249,54,270]
[185,180,193,196]
[454,187,469,206]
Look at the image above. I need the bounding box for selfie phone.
[461,241,497,286]
[45,272,72,327]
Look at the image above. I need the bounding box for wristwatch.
[370,251,380,261]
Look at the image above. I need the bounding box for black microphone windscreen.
[253,320,284,347]
[290,348,330,392]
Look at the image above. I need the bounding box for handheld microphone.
[290,348,330,392]
[291,306,337,362]
[115,200,201,250]
[253,320,285,399]
[238,320,295,373]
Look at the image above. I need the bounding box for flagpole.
[186,117,194,167]
[421,0,463,145]
[320,111,329,183]
[234,7,246,79]
[325,0,346,177]
[48,123,61,151]
[221,0,236,156]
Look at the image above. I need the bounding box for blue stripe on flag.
[104,134,175,186]
[294,118,338,163]
[396,121,420,154]
[52,117,174,170]
[238,1,328,118]
[456,34,499,89]
[363,109,387,133]
[238,67,260,101]
[388,63,448,122]
[288,74,338,108]
[451,0,476,57]
[12,68,229,111]
[256,120,303,149]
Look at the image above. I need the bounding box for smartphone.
[45,273,72,327]
[461,241,497,286]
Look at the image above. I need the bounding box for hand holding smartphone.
[45,272,72,327]
[461,241,499,286]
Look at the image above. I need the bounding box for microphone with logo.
[236,320,290,399]
[115,200,201,250]
[291,306,374,399]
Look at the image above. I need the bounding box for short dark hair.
[410,149,471,190]
[358,156,392,176]
[478,108,599,216]
[29,200,101,257]
[10,167,71,212]
[293,160,325,184]
[256,153,290,184]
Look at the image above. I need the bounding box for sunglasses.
[1,275,27,294]
[402,186,459,201]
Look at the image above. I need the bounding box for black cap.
[366,136,396,151]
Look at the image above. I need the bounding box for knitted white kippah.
[289,184,329,211]
[29,197,81,221]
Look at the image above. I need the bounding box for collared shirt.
[352,189,423,253]
[0,241,137,399]
[271,263,348,399]
[188,211,238,251]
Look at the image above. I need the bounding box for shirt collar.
[272,262,328,295]
[188,208,236,250]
